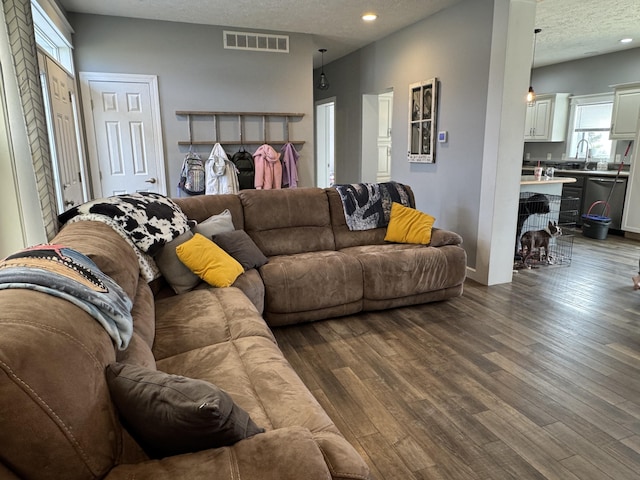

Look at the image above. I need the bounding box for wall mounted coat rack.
[176,111,305,146]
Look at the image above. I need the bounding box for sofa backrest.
[174,193,244,229]
[0,221,148,479]
[239,188,335,256]
[326,185,416,250]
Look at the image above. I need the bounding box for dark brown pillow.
[106,363,264,458]
[212,230,268,271]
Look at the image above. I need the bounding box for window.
[566,94,615,162]
[31,0,74,74]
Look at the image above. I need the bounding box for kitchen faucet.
[576,138,591,170]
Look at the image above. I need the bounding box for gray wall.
[315,0,495,267]
[524,47,640,162]
[69,14,315,193]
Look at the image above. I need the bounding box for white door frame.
[79,72,166,198]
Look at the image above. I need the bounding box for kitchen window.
[566,93,616,162]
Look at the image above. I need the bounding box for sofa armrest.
[430,228,463,247]
[105,427,335,480]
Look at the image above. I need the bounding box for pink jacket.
[253,144,282,189]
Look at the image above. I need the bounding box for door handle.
[64,200,75,207]
[145,178,157,184]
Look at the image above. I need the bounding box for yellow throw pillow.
[175,233,243,287]
[384,202,435,245]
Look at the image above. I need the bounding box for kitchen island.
[520,175,576,195]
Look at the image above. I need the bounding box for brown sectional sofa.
[175,187,467,326]
[0,185,466,479]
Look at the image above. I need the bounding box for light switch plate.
[438,131,447,143]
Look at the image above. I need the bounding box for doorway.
[362,90,393,183]
[315,98,335,187]
[79,72,167,197]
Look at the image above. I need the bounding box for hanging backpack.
[231,148,255,190]
[178,152,205,195]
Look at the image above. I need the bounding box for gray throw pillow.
[212,230,268,271]
[194,209,235,238]
[154,230,201,294]
[106,362,264,458]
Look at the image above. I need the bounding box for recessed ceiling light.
[362,13,378,22]
[620,38,633,43]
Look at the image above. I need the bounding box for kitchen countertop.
[520,176,577,185]
[522,166,629,177]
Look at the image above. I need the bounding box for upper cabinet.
[610,83,640,139]
[524,93,570,142]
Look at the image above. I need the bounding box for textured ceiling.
[534,0,640,67]
[57,0,464,67]
[57,0,640,68]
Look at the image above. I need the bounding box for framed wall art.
[408,78,438,163]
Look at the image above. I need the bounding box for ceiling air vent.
[223,31,289,53]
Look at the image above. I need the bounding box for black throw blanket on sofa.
[334,182,414,231]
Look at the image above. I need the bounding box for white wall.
[69,14,316,193]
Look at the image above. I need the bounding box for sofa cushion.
[106,427,337,480]
[240,188,335,256]
[106,362,264,458]
[153,287,275,360]
[259,250,363,324]
[342,244,467,301]
[176,233,244,288]
[384,202,435,245]
[157,336,337,439]
[212,229,268,271]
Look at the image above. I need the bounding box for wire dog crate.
[514,192,578,269]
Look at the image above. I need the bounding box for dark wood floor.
[273,231,640,480]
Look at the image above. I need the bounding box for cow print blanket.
[58,192,193,281]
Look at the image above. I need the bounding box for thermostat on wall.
[438,131,448,143]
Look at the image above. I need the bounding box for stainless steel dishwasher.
[583,176,628,230]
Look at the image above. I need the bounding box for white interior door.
[362,90,394,183]
[316,99,335,187]
[80,73,166,197]
[41,54,84,212]
[377,92,393,182]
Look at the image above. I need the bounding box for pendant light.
[527,28,541,105]
[317,48,330,91]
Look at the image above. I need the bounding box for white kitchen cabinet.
[610,83,640,139]
[524,93,570,142]
[622,129,640,232]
